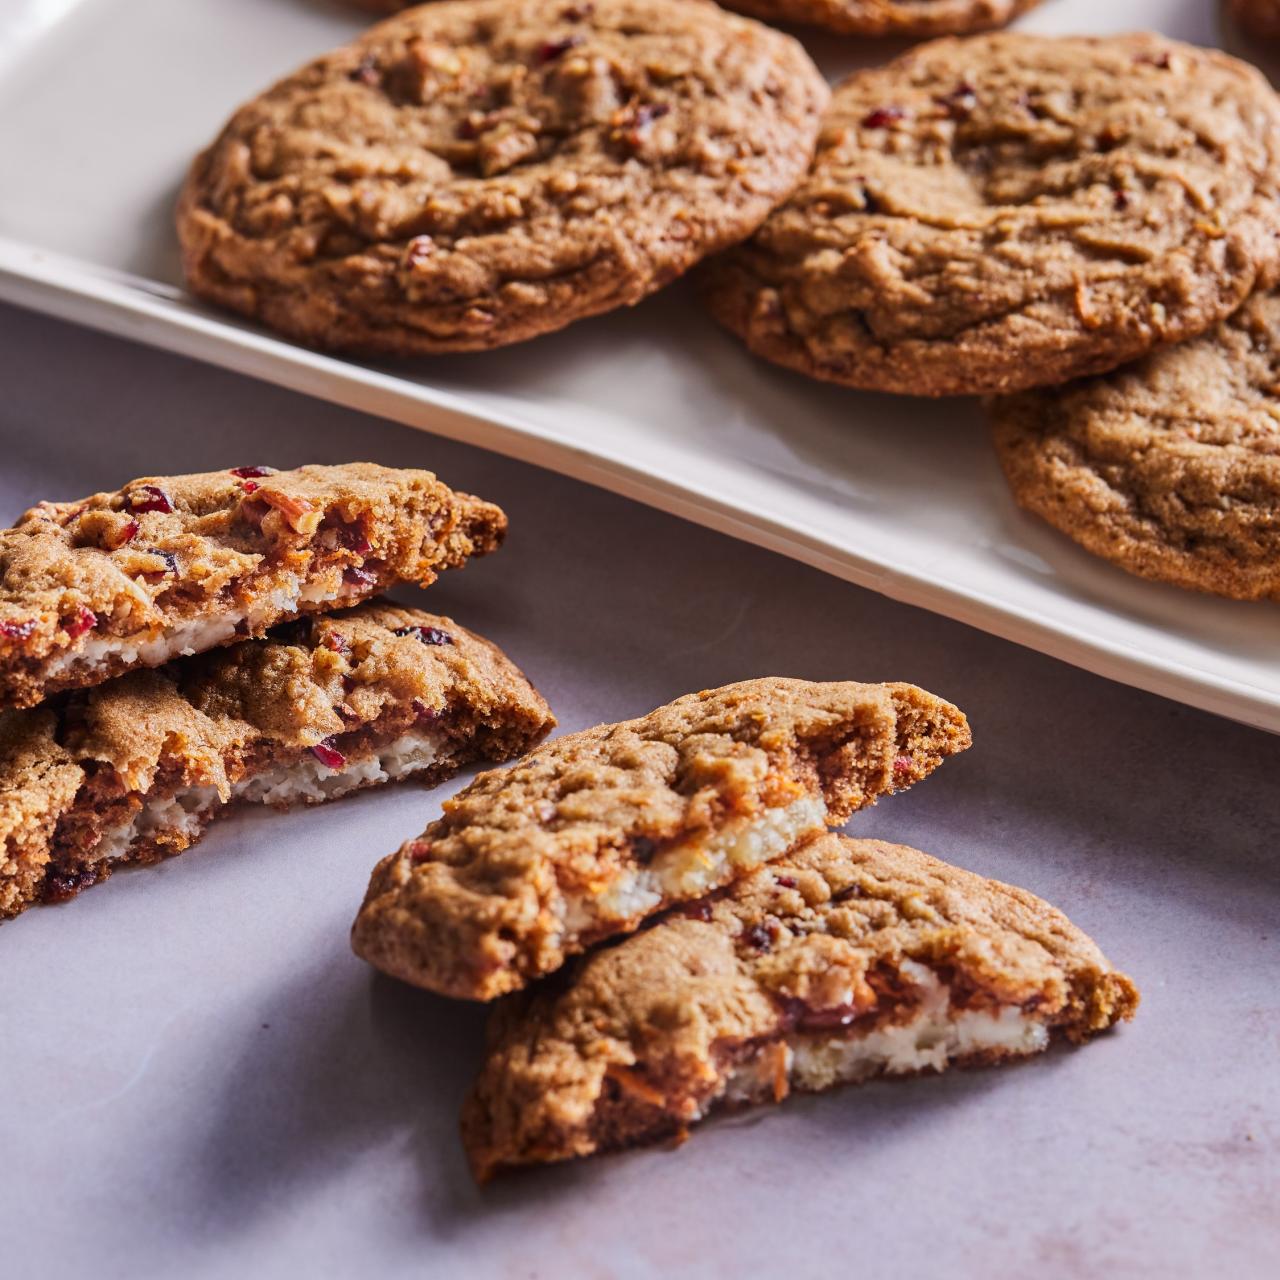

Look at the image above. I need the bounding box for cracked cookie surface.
[703,33,1280,396]
[0,601,554,920]
[0,463,504,710]
[989,287,1280,601]
[178,0,828,353]
[352,677,970,1000]
[463,833,1139,1179]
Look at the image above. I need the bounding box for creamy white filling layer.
[43,576,351,678]
[82,728,445,866]
[715,960,1048,1114]
[563,795,827,933]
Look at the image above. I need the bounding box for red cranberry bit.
[140,548,178,578]
[311,740,347,771]
[1137,51,1172,69]
[405,234,435,266]
[43,866,99,903]
[229,466,275,479]
[393,624,454,646]
[832,883,863,904]
[333,521,372,554]
[125,484,174,515]
[537,35,584,64]
[350,54,381,86]
[240,481,260,494]
[935,82,976,119]
[0,618,37,643]
[1113,187,1130,211]
[632,836,658,863]
[861,106,907,129]
[411,698,441,722]
[744,922,774,952]
[63,605,97,640]
[683,901,714,923]
[119,518,139,545]
[409,839,434,863]
[775,875,798,889]
[343,567,378,590]
[892,754,914,780]
[322,632,350,654]
[785,999,863,1032]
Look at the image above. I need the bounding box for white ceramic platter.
[0,0,1275,731]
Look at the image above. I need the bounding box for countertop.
[1,303,1276,1279]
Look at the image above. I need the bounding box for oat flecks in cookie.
[719,0,1040,38]
[0,463,505,711]
[703,33,1280,397]
[176,0,828,354]
[351,677,970,1001]
[0,602,554,920]
[462,833,1139,1180]
[989,288,1280,601]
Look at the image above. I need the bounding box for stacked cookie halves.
[0,462,555,919]
[351,676,1137,1180]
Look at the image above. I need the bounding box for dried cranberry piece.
[780,997,863,1032]
[892,754,914,781]
[409,839,433,863]
[744,922,774,952]
[935,82,976,119]
[322,632,350,654]
[775,875,798,889]
[411,698,440,721]
[351,55,381,86]
[241,481,260,494]
[116,518,140,547]
[404,234,435,266]
[43,866,99,903]
[537,35,584,64]
[63,605,97,640]
[0,618,37,643]
[140,548,178,578]
[683,901,713,923]
[1136,51,1172,69]
[393,624,454,646]
[125,484,174,515]
[1113,187,1130,211]
[311,740,347,771]
[333,522,372,554]
[831,883,863,903]
[229,466,275,479]
[343,567,378,590]
[632,836,658,863]
[861,106,906,129]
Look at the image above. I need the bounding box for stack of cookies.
[0,462,556,918]
[349,676,1137,1180]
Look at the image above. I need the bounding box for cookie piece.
[462,833,1138,1179]
[989,288,1280,601]
[0,602,554,920]
[1228,0,1280,40]
[703,33,1280,396]
[352,677,970,1000]
[0,463,504,711]
[176,0,828,354]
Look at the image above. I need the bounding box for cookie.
[176,0,828,354]
[351,677,970,1000]
[1228,0,1280,40]
[988,287,1280,601]
[0,463,504,711]
[0,602,554,920]
[703,33,1280,396]
[462,832,1139,1179]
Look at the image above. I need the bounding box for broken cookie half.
[0,462,505,711]
[352,677,970,1000]
[0,602,553,920]
[462,833,1139,1180]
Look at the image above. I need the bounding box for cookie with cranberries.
[0,602,553,920]
[0,463,504,711]
[351,677,970,1000]
[177,0,827,353]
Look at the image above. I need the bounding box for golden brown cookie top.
[177,0,828,353]
[463,833,1139,1178]
[0,463,505,710]
[720,0,1041,38]
[351,678,970,999]
[703,32,1280,396]
[989,286,1280,601]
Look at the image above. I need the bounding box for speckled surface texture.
[0,304,1276,1278]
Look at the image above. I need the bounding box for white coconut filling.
[715,960,1049,1114]
[81,728,445,866]
[563,794,828,933]
[43,576,352,678]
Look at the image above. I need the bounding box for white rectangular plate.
[1,0,1275,732]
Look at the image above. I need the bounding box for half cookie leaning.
[0,463,504,711]
[0,603,554,920]
[463,833,1139,1179]
[352,678,970,999]
[703,33,1280,396]
[989,287,1280,602]
[176,0,828,353]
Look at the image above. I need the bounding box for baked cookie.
[351,0,1040,37]
[177,0,828,354]
[703,33,1280,396]
[989,288,1280,601]
[0,463,504,711]
[1228,0,1280,40]
[352,677,970,1000]
[462,833,1139,1179]
[0,602,554,920]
